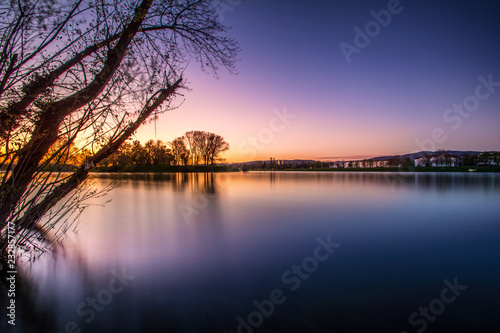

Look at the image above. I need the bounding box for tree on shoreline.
[170,137,190,166]
[35,132,229,170]
[204,132,229,166]
[184,130,204,165]
[181,130,229,166]
[0,0,239,258]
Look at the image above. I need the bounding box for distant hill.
[368,150,492,161]
[232,150,496,165]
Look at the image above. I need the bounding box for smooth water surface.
[2,172,500,333]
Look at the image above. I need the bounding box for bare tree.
[204,132,229,166]
[183,131,196,165]
[400,157,414,168]
[193,131,208,164]
[0,0,239,257]
[493,152,500,166]
[418,154,431,167]
[437,154,446,167]
[182,131,230,166]
[183,130,206,165]
[169,136,190,166]
[387,156,401,167]
[478,152,492,165]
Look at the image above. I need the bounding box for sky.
[136,0,500,162]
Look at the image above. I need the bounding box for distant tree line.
[12,131,231,172]
[236,151,500,171]
[341,151,500,169]
[98,131,229,170]
[239,160,331,171]
[475,152,500,166]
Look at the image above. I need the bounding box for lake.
[2,172,500,333]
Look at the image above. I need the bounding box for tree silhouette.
[170,137,190,166]
[0,0,239,256]
[182,130,229,166]
[145,140,173,166]
[204,132,229,166]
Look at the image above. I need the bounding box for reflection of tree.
[170,172,221,196]
[204,173,216,195]
[174,173,190,192]
[414,173,500,192]
[1,241,92,332]
[269,171,276,186]
[1,269,58,332]
[256,171,500,193]
[190,173,218,195]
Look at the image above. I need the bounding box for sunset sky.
[136,0,500,162]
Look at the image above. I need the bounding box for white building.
[414,154,460,167]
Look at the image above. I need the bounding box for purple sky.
[137,0,500,162]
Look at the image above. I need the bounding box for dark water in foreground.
[2,172,500,333]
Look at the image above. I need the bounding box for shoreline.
[89,165,500,173]
[249,166,500,173]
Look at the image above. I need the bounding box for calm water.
[2,172,500,333]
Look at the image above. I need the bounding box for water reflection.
[92,172,223,194]
[246,171,500,192]
[3,172,500,333]
[89,171,500,193]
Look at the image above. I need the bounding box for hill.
[368,150,490,161]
